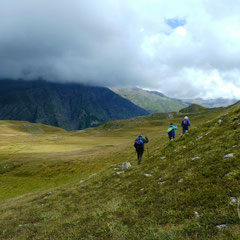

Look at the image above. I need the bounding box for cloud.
[0,0,240,99]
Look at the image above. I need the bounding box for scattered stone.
[205,132,210,136]
[190,157,200,161]
[114,168,119,170]
[4,164,9,169]
[160,157,165,160]
[46,192,52,196]
[183,146,186,149]
[224,153,234,159]
[232,145,237,148]
[122,162,131,170]
[140,188,144,191]
[194,211,199,218]
[79,180,85,183]
[116,171,124,175]
[196,136,203,141]
[220,113,229,119]
[178,179,183,183]
[158,181,166,185]
[224,172,233,178]
[89,173,97,178]
[95,132,101,134]
[232,117,239,122]
[217,119,222,124]
[230,197,237,204]
[216,224,228,230]
[144,173,152,177]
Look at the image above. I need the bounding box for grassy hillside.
[179,104,207,113]
[111,88,237,112]
[0,104,239,239]
[111,88,187,113]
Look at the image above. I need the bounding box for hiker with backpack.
[134,135,149,165]
[181,116,191,135]
[167,123,178,141]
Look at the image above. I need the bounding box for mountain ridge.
[112,87,238,113]
[0,79,148,130]
[111,87,187,113]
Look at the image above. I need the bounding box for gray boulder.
[122,162,131,170]
[224,153,234,159]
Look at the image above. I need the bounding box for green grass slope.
[0,105,239,239]
[179,104,208,113]
[0,112,207,202]
[112,88,187,113]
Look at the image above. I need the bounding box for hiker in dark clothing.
[167,123,178,141]
[134,135,149,165]
[181,116,191,135]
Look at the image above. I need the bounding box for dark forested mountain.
[0,80,148,130]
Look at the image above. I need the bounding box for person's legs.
[182,128,186,135]
[138,149,144,165]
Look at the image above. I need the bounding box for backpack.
[183,119,188,126]
[134,138,144,148]
[167,126,173,134]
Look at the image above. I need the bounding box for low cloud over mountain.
[1,0,240,99]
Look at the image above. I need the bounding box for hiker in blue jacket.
[134,135,149,165]
[167,123,178,141]
[181,116,191,135]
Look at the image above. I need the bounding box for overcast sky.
[1,0,240,99]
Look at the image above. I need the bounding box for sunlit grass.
[0,104,239,239]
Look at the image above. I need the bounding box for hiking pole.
[146,144,150,158]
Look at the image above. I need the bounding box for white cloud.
[0,0,240,99]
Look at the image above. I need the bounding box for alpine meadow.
[0,102,239,239]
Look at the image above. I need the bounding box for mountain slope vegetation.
[179,104,207,113]
[112,88,238,113]
[0,103,239,239]
[111,88,187,113]
[0,80,148,130]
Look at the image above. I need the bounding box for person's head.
[138,134,143,138]
[184,116,188,120]
[170,123,173,126]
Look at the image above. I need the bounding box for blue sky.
[166,18,186,29]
